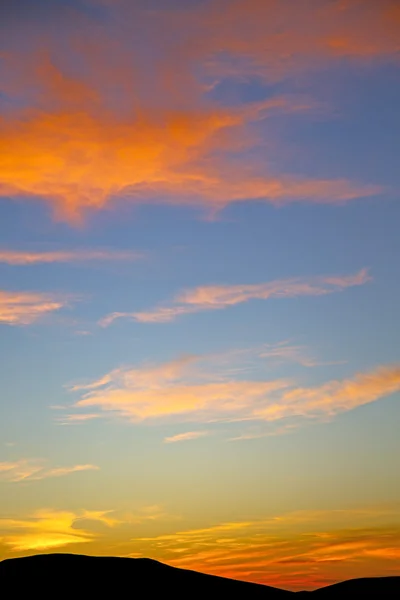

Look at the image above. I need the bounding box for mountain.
[0,553,399,597]
[0,553,291,596]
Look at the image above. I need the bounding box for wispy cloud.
[64,352,400,435]
[55,413,102,425]
[31,464,99,480]
[1,0,391,221]
[0,290,72,326]
[0,459,99,483]
[193,0,400,82]
[164,431,211,444]
[256,364,400,422]
[101,268,371,325]
[125,505,169,524]
[0,249,143,265]
[68,357,287,425]
[128,505,400,591]
[0,86,379,222]
[258,341,342,368]
[229,422,301,442]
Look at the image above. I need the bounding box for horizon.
[1,551,399,594]
[0,0,399,592]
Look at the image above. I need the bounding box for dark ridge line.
[1,553,399,596]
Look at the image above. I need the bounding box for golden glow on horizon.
[121,505,400,590]
[0,509,115,551]
[1,505,399,590]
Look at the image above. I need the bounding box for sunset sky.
[0,0,399,591]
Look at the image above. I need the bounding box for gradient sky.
[0,0,399,591]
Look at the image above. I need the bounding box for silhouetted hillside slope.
[0,554,399,597]
[0,553,291,596]
[309,576,400,596]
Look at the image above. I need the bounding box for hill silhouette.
[306,576,400,597]
[0,554,399,597]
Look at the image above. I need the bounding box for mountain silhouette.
[0,554,399,597]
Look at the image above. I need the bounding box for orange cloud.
[0,248,143,265]
[0,459,99,482]
[75,380,287,423]
[65,354,400,434]
[0,92,378,221]
[1,0,392,220]
[192,0,400,81]
[0,290,71,325]
[365,547,400,560]
[257,364,400,422]
[101,268,371,324]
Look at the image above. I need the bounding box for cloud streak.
[258,341,342,368]
[55,413,102,425]
[0,249,143,265]
[65,352,400,435]
[256,364,400,422]
[191,0,400,81]
[101,268,371,325]
[164,431,211,444]
[0,459,99,483]
[0,290,72,325]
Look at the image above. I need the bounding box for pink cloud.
[0,289,72,325]
[101,268,371,325]
[0,249,143,265]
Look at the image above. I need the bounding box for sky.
[0,0,399,591]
